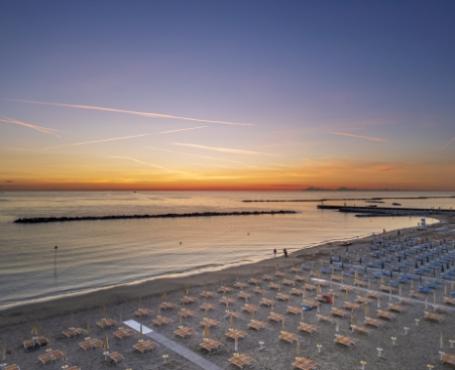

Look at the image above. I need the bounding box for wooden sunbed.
[225,328,247,341]
[298,321,317,334]
[174,326,194,338]
[355,296,370,304]
[302,298,319,309]
[276,293,290,301]
[159,301,176,311]
[242,303,258,314]
[179,308,195,319]
[424,311,444,323]
[441,352,455,366]
[287,305,302,315]
[229,353,254,369]
[316,314,333,323]
[279,330,298,344]
[200,303,215,312]
[262,274,273,282]
[62,327,86,338]
[199,338,222,353]
[96,318,117,329]
[350,324,369,335]
[377,309,396,321]
[335,335,355,347]
[364,316,382,328]
[106,351,124,364]
[268,312,284,323]
[152,314,172,327]
[133,339,156,353]
[343,301,361,311]
[388,303,406,313]
[181,295,197,305]
[293,356,318,370]
[78,337,103,350]
[134,307,152,317]
[113,326,135,340]
[304,284,316,292]
[367,291,380,299]
[200,290,215,299]
[23,336,48,351]
[200,317,220,328]
[38,348,64,365]
[259,297,274,307]
[290,288,304,296]
[248,319,266,331]
[331,307,349,318]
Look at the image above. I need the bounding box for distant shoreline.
[14,209,298,224]
[243,195,455,202]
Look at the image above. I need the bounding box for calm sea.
[0,191,453,310]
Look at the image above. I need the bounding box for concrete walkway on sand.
[123,319,223,370]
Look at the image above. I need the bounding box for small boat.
[392,202,401,206]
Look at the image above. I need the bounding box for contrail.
[0,116,59,136]
[10,99,254,127]
[329,131,386,143]
[173,142,264,156]
[159,125,208,134]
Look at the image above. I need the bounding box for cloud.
[0,116,59,136]
[11,99,254,127]
[328,131,386,143]
[173,142,265,156]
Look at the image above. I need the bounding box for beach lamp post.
[376,347,383,358]
[360,360,367,370]
[316,343,322,354]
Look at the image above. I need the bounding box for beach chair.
[366,291,380,300]
[219,286,234,294]
[159,301,176,311]
[238,291,252,301]
[152,314,172,327]
[134,307,152,318]
[200,317,220,328]
[225,328,247,341]
[200,290,216,299]
[424,311,444,323]
[106,351,124,365]
[334,334,355,347]
[268,312,284,323]
[200,302,215,312]
[443,296,455,306]
[96,318,117,329]
[23,336,48,351]
[304,283,316,292]
[78,337,103,350]
[199,338,223,353]
[259,297,274,307]
[174,325,194,338]
[290,288,304,297]
[350,324,369,335]
[377,309,396,321]
[242,303,258,314]
[248,319,266,331]
[229,353,254,369]
[279,330,298,344]
[364,317,383,328]
[292,356,318,370]
[298,321,317,334]
[331,307,349,318]
[441,352,455,366]
[178,308,195,319]
[276,292,290,301]
[302,298,319,309]
[234,282,248,290]
[287,305,301,315]
[37,348,65,365]
[355,296,370,304]
[133,339,156,353]
[62,327,86,338]
[388,303,406,313]
[113,326,135,340]
[181,295,197,305]
[294,275,306,283]
[4,364,20,370]
[331,274,343,282]
[316,313,333,323]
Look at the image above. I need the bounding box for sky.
[1,0,454,191]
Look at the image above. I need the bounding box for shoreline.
[0,216,443,328]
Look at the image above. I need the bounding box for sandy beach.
[1,216,454,370]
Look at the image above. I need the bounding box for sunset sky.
[1,1,454,191]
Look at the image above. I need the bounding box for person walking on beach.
[273,248,277,257]
[283,248,288,258]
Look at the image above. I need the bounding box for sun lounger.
[248,319,266,331]
[133,339,156,353]
[364,317,382,328]
[316,314,333,323]
[219,286,234,294]
[253,287,265,295]
[298,322,317,334]
[23,336,48,351]
[200,303,215,312]
[424,311,444,322]
[225,328,247,340]
[78,337,103,350]
[113,326,135,340]
[234,282,248,290]
[62,327,86,338]
[200,290,215,299]
[377,309,396,321]
[302,298,319,309]
[275,271,286,278]
[249,277,260,285]
[331,274,343,282]
[294,275,306,282]
[38,348,64,365]
[350,324,369,335]
[238,291,252,301]
[293,356,318,370]
[366,291,380,299]
[279,330,298,344]
[259,297,274,307]
[388,303,406,313]
[181,295,197,305]
[134,307,152,317]
[174,325,194,338]
[268,282,280,290]
[199,338,222,353]
[242,303,258,314]
[343,301,361,311]
[355,296,370,304]
[282,279,295,286]
[339,285,352,293]
[331,307,349,318]
[96,318,117,329]
[179,308,195,319]
[152,314,172,326]
[229,353,254,369]
[290,288,304,296]
[304,284,316,292]
[200,317,220,328]
[106,351,124,364]
[159,301,176,310]
[441,352,455,366]
[287,305,301,315]
[335,334,355,347]
[4,364,20,370]
[268,312,284,323]
[276,293,290,301]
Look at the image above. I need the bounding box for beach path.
[124,319,223,370]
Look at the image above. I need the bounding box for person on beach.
[283,248,288,258]
[273,248,277,257]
